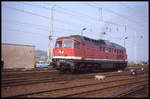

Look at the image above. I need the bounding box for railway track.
[2,65,147,79]
[2,67,55,74]
[62,78,148,98]
[105,82,148,97]
[123,85,149,97]
[2,65,147,75]
[2,68,148,87]
[3,74,148,98]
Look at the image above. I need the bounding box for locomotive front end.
[51,37,83,73]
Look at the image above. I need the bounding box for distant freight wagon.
[50,35,127,73]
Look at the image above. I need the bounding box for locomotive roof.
[57,35,125,51]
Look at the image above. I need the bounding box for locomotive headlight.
[59,50,64,54]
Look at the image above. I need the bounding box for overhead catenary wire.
[5,28,64,39]
[22,3,99,28]
[118,2,147,24]
[55,6,100,23]
[86,2,129,39]
[87,2,146,31]
[4,25,77,37]
[3,3,146,32]
[3,3,145,39]
[53,6,127,36]
[5,28,49,37]
[17,2,129,35]
[4,19,49,29]
[2,5,50,20]
[92,2,139,23]
[86,2,147,42]
[4,20,50,32]
[3,4,147,39]
[23,2,100,24]
[3,18,80,36]
[2,5,88,30]
[55,5,126,28]
[22,2,124,29]
[86,3,126,26]
[3,4,77,27]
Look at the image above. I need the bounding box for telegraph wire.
[21,2,126,32]
[5,20,50,32]
[3,18,80,34]
[22,2,51,10]
[4,23,79,37]
[55,6,99,23]
[54,8,93,26]
[4,28,72,40]
[89,2,145,30]
[118,2,146,22]
[2,5,87,29]
[54,27,79,33]
[5,28,49,37]
[3,3,146,32]
[2,5,50,20]
[22,2,106,26]
[86,3,126,27]
[86,2,147,33]
[21,3,94,28]
[23,2,98,23]
[3,3,147,40]
[4,19,49,29]
[22,3,97,26]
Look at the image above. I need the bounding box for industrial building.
[1,43,35,69]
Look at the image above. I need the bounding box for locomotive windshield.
[56,41,62,48]
[64,40,72,48]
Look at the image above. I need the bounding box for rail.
[104,82,148,97]
[2,70,148,87]
[2,75,148,98]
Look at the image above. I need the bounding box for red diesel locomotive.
[51,35,127,73]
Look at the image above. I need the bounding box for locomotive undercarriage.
[51,58,127,73]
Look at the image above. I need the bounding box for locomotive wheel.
[60,66,66,73]
[94,64,100,72]
[70,68,75,74]
[79,63,84,71]
[121,66,126,71]
[74,65,80,73]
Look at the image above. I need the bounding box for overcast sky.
[2,1,149,63]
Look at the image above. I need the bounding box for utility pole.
[81,28,86,36]
[98,8,103,22]
[123,37,128,48]
[134,32,137,65]
[98,8,103,39]
[48,6,53,63]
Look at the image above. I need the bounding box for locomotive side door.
[74,41,82,57]
[81,43,85,59]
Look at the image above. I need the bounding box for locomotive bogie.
[51,58,127,73]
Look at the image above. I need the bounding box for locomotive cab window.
[74,41,80,49]
[56,41,62,48]
[64,40,72,48]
